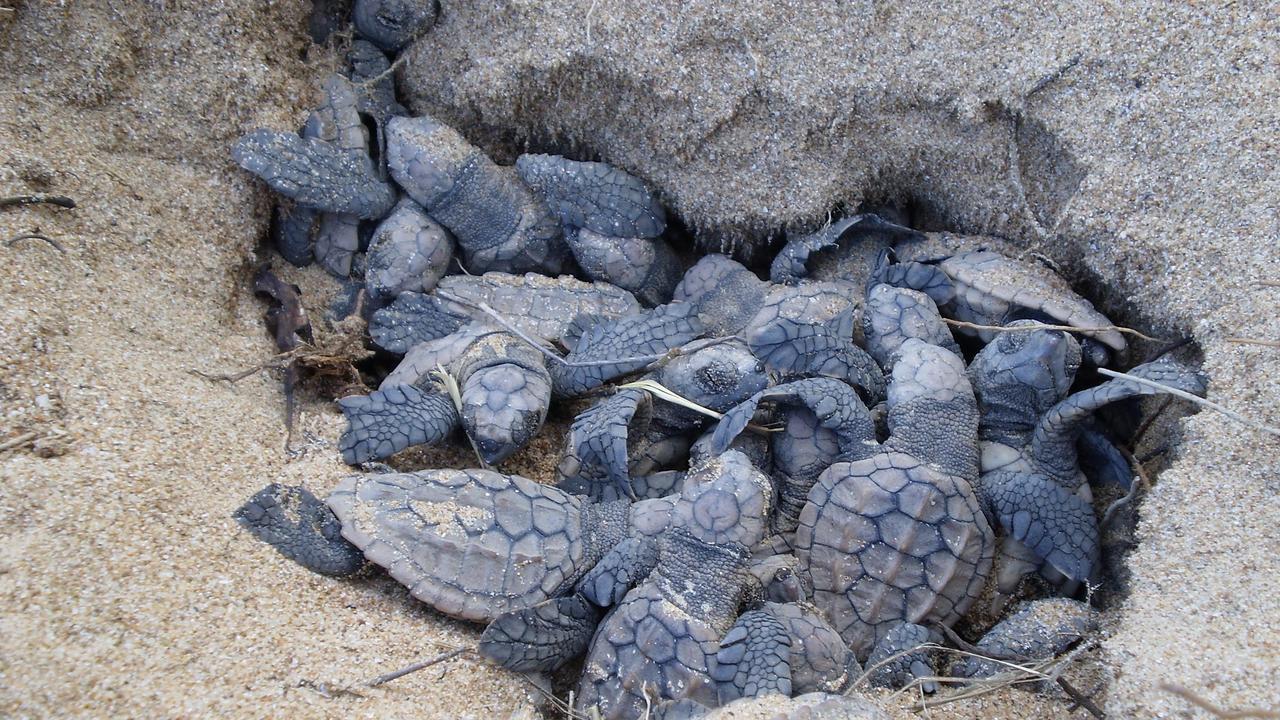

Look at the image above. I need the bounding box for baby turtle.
[386,116,570,275]
[574,452,789,719]
[338,326,552,464]
[673,255,769,336]
[558,339,768,501]
[968,326,1207,591]
[323,467,679,622]
[795,339,993,660]
[353,0,438,52]
[770,213,925,286]
[950,597,1096,680]
[549,302,704,398]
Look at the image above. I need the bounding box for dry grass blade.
[432,364,489,469]
[0,431,38,453]
[1160,683,1280,719]
[365,647,470,687]
[617,379,780,434]
[942,318,1166,343]
[1224,337,1280,348]
[1095,367,1280,438]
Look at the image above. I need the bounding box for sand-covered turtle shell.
[795,452,994,658]
[327,469,620,621]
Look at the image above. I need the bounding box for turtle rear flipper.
[711,609,793,702]
[865,622,941,693]
[231,129,395,219]
[337,384,459,465]
[981,470,1099,583]
[479,593,602,672]
[234,484,367,577]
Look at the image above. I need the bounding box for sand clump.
[0,2,1277,719]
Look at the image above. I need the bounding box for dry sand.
[1,1,1277,719]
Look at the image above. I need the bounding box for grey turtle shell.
[795,452,995,658]
[326,469,626,622]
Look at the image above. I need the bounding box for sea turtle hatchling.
[794,338,993,661]
[369,271,640,354]
[573,451,793,719]
[338,326,551,465]
[968,326,1208,592]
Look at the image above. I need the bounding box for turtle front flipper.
[980,470,1100,583]
[769,213,924,285]
[711,609,793,703]
[883,338,980,483]
[231,129,395,219]
[557,387,649,501]
[234,484,367,577]
[337,383,459,465]
[515,153,667,239]
[1029,357,1207,486]
[369,291,470,354]
[745,282,886,402]
[550,303,703,398]
[478,593,602,672]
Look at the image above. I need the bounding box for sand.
[0,1,1276,719]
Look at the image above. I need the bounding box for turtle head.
[968,321,1081,440]
[675,450,772,549]
[656,339,767,414]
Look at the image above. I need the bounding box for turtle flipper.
[478,593,602,672]
[369,291,470,354]
[865,622,941,693]
[1030,358,1207,485]
[708,377,876,460]
[564,227,682,306]
[550,303,703,398]
[1076,425,1133,489]
[579,536,660,607]
[271,204,317,267]
[234,484,367,577]
[981,470,1099,583]
[672,255,769,336]
[770,214,925,284]
[711,609,793,702]
[337,383,459,464]
[557,387,648,501]
[877,256,956,306]
[515,154,667,238]
[745,283,886,402]
[231,129,394,219]
[314,212,361,278]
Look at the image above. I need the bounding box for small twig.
[189,365,271,383]
[358,52,409,89]
[295,678,367,699]
[1100,446,1150,530]
[1026,53,1083,98]
[1159,683,1280,719]
[1055,677,1107,719]
[584,0,601,44]
[1251,280,1280,288]
[1224,337,1280,348]
[365,647,469,687]
[942,318,1165,343]
[6,233,66,253]
[1096,367,1280,438]
[0,431,38,453]
[0,194,76,209]
[617,379,779,434]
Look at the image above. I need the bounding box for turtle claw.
[234,484,367,577]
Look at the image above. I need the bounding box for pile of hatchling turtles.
[231,4,1207,718]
